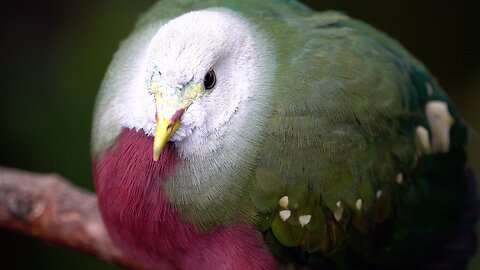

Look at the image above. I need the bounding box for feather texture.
[91,0,477,268]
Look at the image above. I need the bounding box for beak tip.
[153,149,161,161]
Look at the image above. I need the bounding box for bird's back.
[247,6,478,269]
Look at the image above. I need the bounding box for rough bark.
[0,166,140,269]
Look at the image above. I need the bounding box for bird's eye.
[203,70,216,90]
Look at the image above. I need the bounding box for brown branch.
[0,166,140,269]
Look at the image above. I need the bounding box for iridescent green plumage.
[109,0,475,268]
[244,3,472,268]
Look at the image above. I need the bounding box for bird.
[91,0,478,269]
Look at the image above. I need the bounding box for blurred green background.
[0,0,478,269]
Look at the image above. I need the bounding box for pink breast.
[93,128,276,269]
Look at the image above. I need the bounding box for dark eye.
[203,69,216,90]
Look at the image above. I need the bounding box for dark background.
[0,0,478,269]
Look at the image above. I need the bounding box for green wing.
[250,7,470,268]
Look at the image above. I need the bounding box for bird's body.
[91,1,478,269]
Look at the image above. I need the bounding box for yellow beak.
[153,115,181,161]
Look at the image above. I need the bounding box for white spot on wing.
[279,210,291,221]
[279,196,289,209]
[416,126,431,155]
[334,205,343,222]
[355,198,363,211]
[299,215,311,227]
[425,101,454,153]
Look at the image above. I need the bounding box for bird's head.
[92,8,274,163]
[141,9,274,160]
[145,9,248,160]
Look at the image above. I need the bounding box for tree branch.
[0,166,140,269]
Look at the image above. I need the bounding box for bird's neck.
[93,128,275,269]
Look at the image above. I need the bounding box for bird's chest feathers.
[93,128,199,255]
